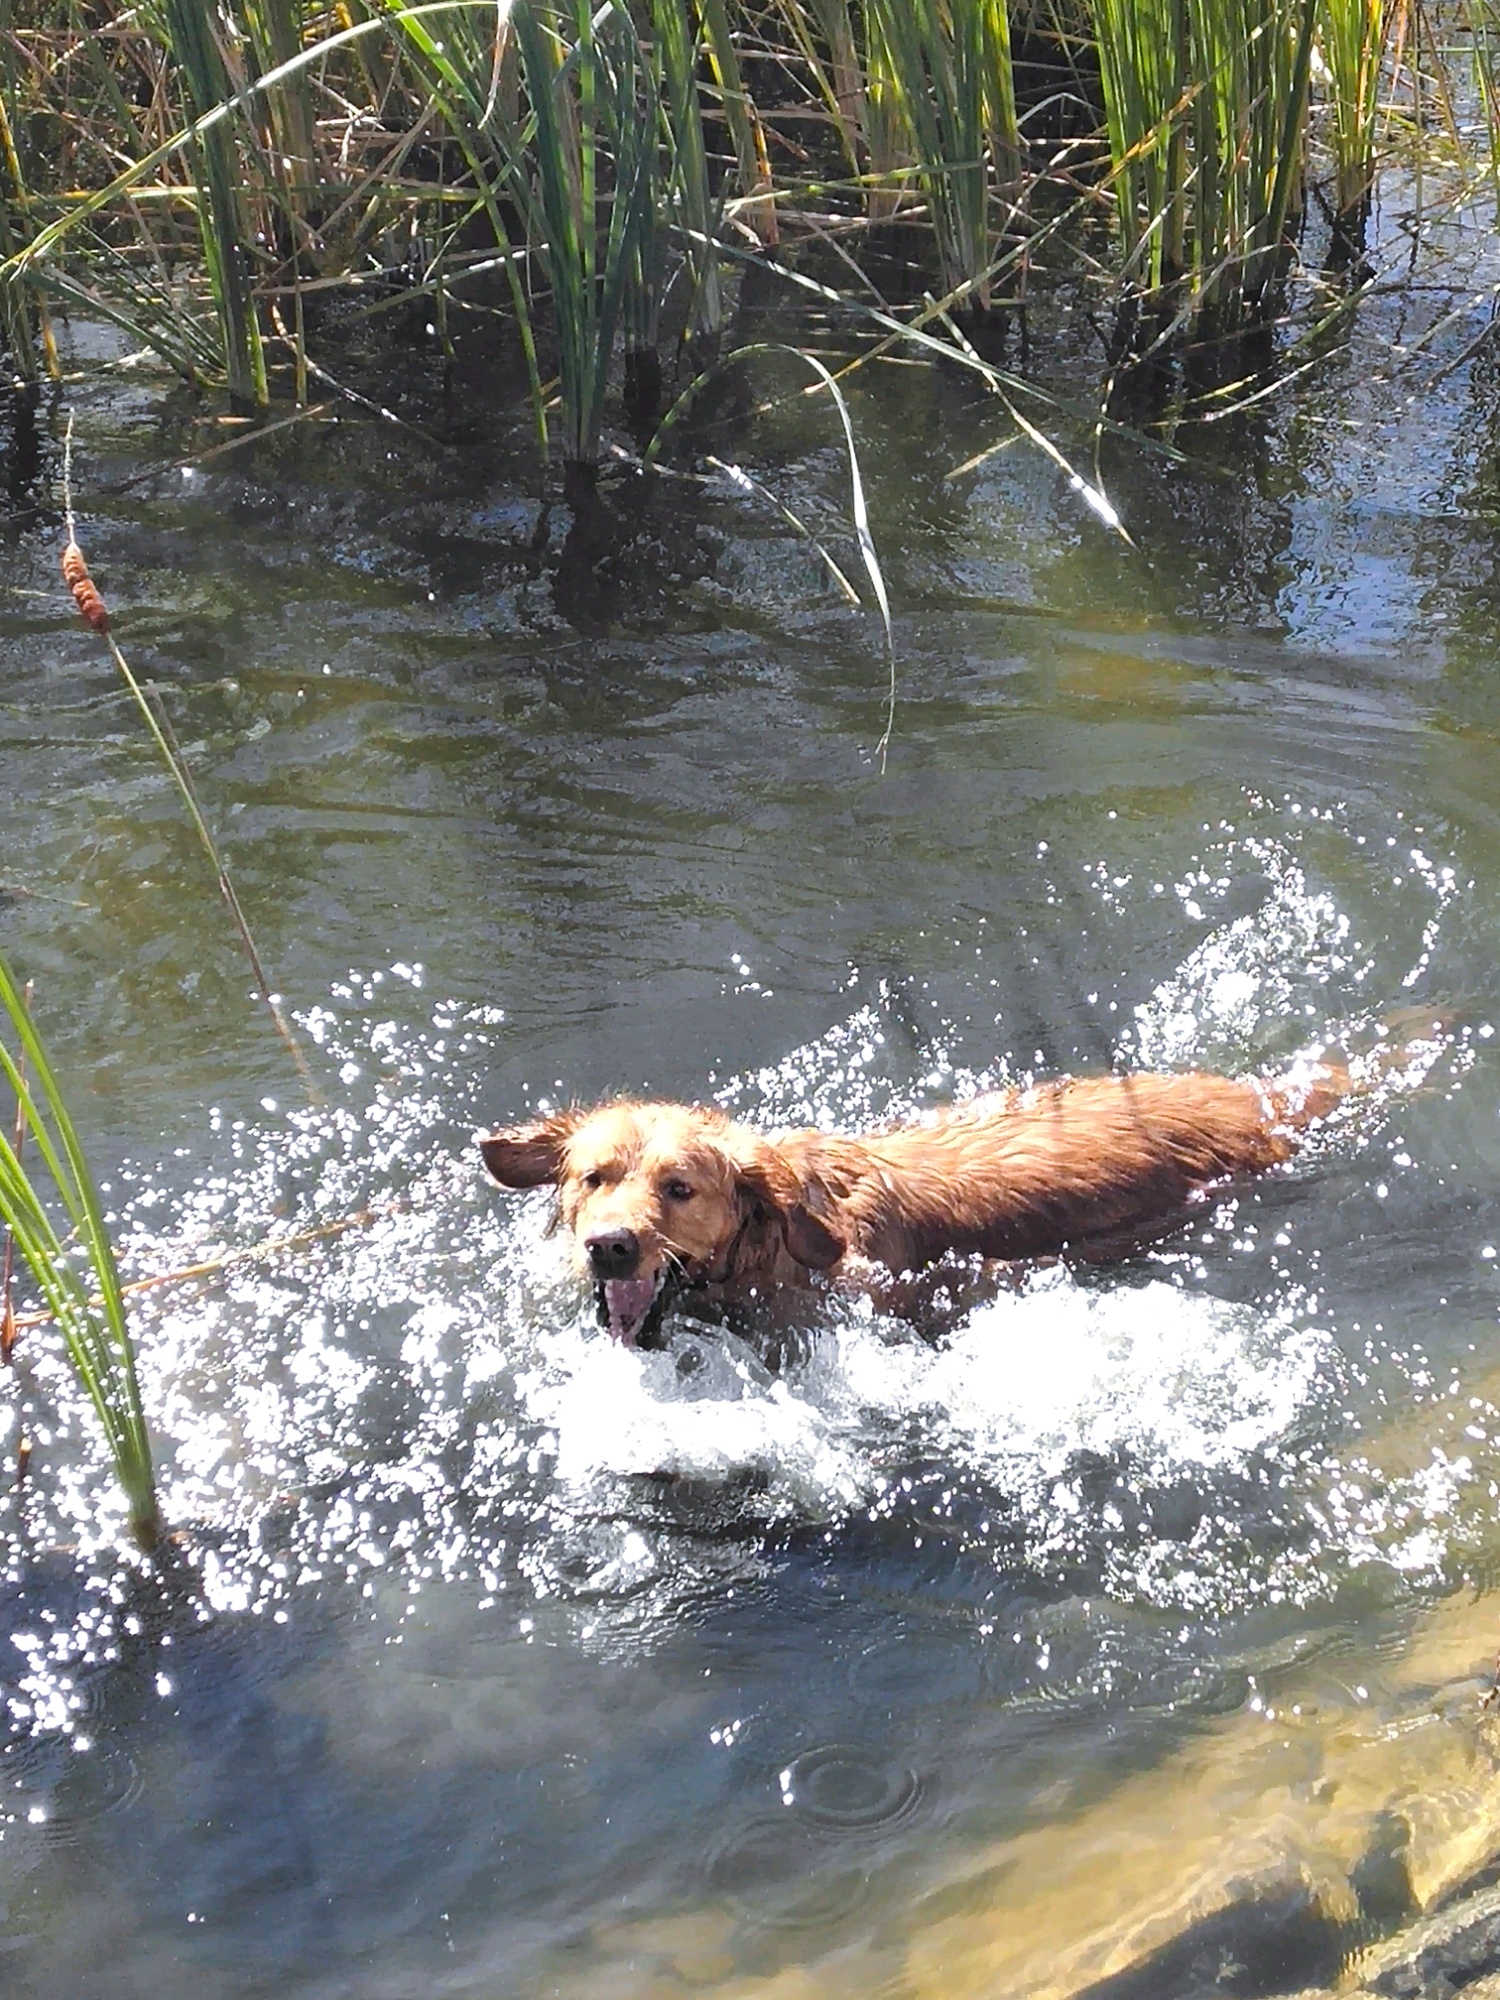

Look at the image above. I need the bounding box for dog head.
[479,1101,844,1347]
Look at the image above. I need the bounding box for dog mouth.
[596,1269,672,1348]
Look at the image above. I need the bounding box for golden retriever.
[478,1059,1348,1349]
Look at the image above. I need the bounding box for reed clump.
[0,0,1465,470]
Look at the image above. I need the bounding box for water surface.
[3,218,1500,1995]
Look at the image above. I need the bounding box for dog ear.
[478,1112,575,1190]
[734,1151,845,1270]
[780,1199,845,1270]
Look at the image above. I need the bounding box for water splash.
[0,811,1483,1763]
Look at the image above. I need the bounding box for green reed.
[0,47,55,381]
[156,0,270,410]
[772,0,908,217]
[508,1,662,488]
[653,0,722,358]
[238,0,323,267]
[0,0,1480,455]
[1473,0,1500,228]
[0,952,160,1548]
[695,0,777,243]
[864,0,1020,309]
[1089,0,1318,324]
[1320,0,1388,229]
[1088,0,1183,295]
[374,0,673,481]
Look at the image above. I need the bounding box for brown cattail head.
[62,540,109,634]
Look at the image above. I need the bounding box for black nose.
[586,1228,640,1279]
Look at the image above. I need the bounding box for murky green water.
[6,207,1500,1996]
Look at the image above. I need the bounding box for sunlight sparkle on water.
[0,808,1487,1764]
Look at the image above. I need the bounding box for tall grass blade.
[0,79,55,380]
[1089,0,1184,294]
[653,0,720,353]
[0,975,29,1366]
[936,301,1134,544]
[770,0,866,183]
[503,1,662,483]
[648,340,896,763]
[1321,0,1387,230]
[695,0,778,242]
[1090,0,1317,324]
[863,0,1019,308]
[158,0,270,408]
[0,954,160,1548]
[240,0,324,265]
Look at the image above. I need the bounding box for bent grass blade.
[647,340,896,767]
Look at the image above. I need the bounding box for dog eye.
[581,1170,603,1191]
[665,1179,694,1202]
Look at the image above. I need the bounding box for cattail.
[15,1435,29,1487]
[61,540,109,634]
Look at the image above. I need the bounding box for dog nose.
[586,1228,640,1278]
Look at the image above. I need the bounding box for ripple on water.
[707,1817,874,1930]
[777,1744,924,1831]
[0,1726,143,1843]
[847,1627,993,1710]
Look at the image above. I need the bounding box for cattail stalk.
[61,415,313,1091]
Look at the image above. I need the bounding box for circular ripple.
[707,1818,872,1930]
[0,1729,143,1842]
[777,1744,922,1830]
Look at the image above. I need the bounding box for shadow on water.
[6,205,1500,1992]
[0,384,53,538]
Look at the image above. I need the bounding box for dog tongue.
[603,1276,656,1345]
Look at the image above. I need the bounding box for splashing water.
[0,813,1484,1756]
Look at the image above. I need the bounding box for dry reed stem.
[8,1196,407,1335]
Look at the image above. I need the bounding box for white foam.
[503,1262,1326,1530]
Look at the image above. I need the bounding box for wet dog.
[478,1060,1348,1349]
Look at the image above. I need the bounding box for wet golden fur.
[479,1062,1346,1343]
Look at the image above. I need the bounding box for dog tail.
[1263,1056,1350,1132]
[1265,1007,1453,1132]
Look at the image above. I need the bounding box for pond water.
[6,204,1500,1997]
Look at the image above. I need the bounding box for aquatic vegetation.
[0,0,1480,464]
[0,952,159,1548]
[1321,0,1390,234]
[1090,0,1318,327]
[0,81,54,380]
[862,0,1021,313]
[508,0,665,488]
[156,0,270,410]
